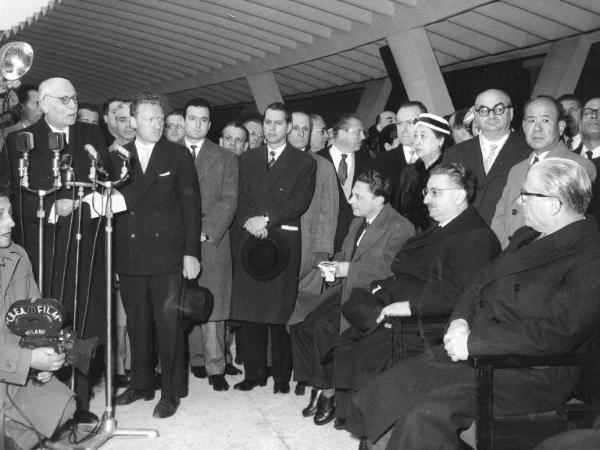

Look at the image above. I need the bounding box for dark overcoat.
[3,119,110,340]
[230,144,316,324]
[442,132,529,224]
[349,218,600,449]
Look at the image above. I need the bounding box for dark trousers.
[240,322,292,383]
[119,272,186,398]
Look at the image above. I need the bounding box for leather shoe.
[359,437,369,450]
[114,387,155,405]
[208,374,229,391]
[302,388,321,417]
[273,382,290,394]
[225,363,242,375]
[295,381,307,395]
[191,366,207,378]
[152,396,180,418]
[313,394,335,425]
[233,378,267,391]
[73,410,99,424]
[333,417,346,430]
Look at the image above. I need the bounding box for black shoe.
[295,381,307,395]
[113,374,129,389]
[302,388,321,417]
[73,410,99,424]
[333,417,346,430]
[225,363,243,376]
[208,374,230,391]
[153,372,162,390]
[233,378,267,391]
[114,387,155,405]
[191,366,207,378]
[273,382,290,394]
[152,396,180,418]
[314,394,335,425]
[359,437,369,450]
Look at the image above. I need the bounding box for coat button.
[130,211,135,216]
[511,209,518,215]
[131,233,136,238]
[492,316,500,324]
[155,233,159,238]
[514,283,520,292]
[478,300,484,307]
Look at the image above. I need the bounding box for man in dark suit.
[230,102,316,394]
[180,98,239,391]
[443,89,529,225]
[2,77,109,423]
[114,93,201,418]
[333,163,500,428]
[577,97,600,224]
[346,158,600,449]
[317,114,370,252]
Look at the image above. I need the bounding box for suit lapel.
[124,140,173,207]
[1,250,19,301]
[196,140,219,182]
[259,144,294,193]
[352,205,391,261]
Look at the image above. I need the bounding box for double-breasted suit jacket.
[3,119,110,339]
[230,144,316,325]
[350,218,600,449]
[193,139,238,321]
[115,138,201,275]
[491,141,597,248]
[443,132,529,225]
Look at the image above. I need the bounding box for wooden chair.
[385,314,450,365]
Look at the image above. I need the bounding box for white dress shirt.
[329,145,355,200]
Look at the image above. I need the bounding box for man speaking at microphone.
[1,77,110,423]
[113,92,201,418]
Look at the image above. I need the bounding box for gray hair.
[529,157,592,214]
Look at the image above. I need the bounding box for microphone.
[112,144,131,161]
[15,132,34,153]
[48,132,66,151]
[60,154,72,170]
[84,144,108,176]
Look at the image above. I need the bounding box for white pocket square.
[159,171,171,177]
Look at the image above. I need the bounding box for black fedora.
[180,281,214,323]
[341,288,387,334]
[241,229,291,281]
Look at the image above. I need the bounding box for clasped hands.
[244,216,268,239]
[443,319,470,362]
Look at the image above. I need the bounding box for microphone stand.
[48,158,159,450]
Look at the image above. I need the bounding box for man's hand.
[183,255,201,279]
[56,199,77,217]
[330,261,350,278]
[31,347,65,372]
[376,301,411,324]
[251,228,268,239]
[36,371,53,384]
[244,216,268,235]
[444,319,470,362]
[200,232,208,243]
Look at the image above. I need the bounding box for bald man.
[2,77,111,423]
[443,89,529,224]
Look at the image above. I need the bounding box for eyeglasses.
[476,103,512,117]
[292,125,310,135]
[397,118,419,127]
[313,127,327,136]
[422,187,461,198]
[46,95,78,105]
[519,189,561,204]
[342,127,364,136]
[164,123,184,130]
[248,131,264,139]
[583,108,600,118]
[223,135,244,144]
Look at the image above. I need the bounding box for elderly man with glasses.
[1,77,111,424]
[492,96,595,248]
[346,157,600,450]
[443,89,530,225]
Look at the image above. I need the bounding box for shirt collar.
[45,119,70,143]
[582,143,600,159]
[135,139,155,153]
[267,142,286,158]
[185,137,204,150]
[479,132,510,150]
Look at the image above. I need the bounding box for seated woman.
[332,163,500,429]
[392,113,449,231]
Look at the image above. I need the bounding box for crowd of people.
[1,77,600,449]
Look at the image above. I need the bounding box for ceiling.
[2,0,600,108]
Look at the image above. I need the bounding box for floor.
[86,371,359,450]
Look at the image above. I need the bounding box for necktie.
[267,150,276,169]
[483,144,497,174]
[531,156,539,165]
[351,219,369,258]
[567,137,573,151]
[586,151,594,160]
[190,144,198,159]
[338,154,348,185]
[408,149,417,164]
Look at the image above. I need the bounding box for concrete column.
[531,37,591,98]
[246,71,283,114]
[387,27,453,116]
[355,78,393,127]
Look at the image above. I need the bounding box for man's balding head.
[38,77,78,129]
[474,89,513,140]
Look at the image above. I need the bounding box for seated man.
[333,163,500,429]
[0,187,75,450]
[345,158,600,449]
[289,170,414,426]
